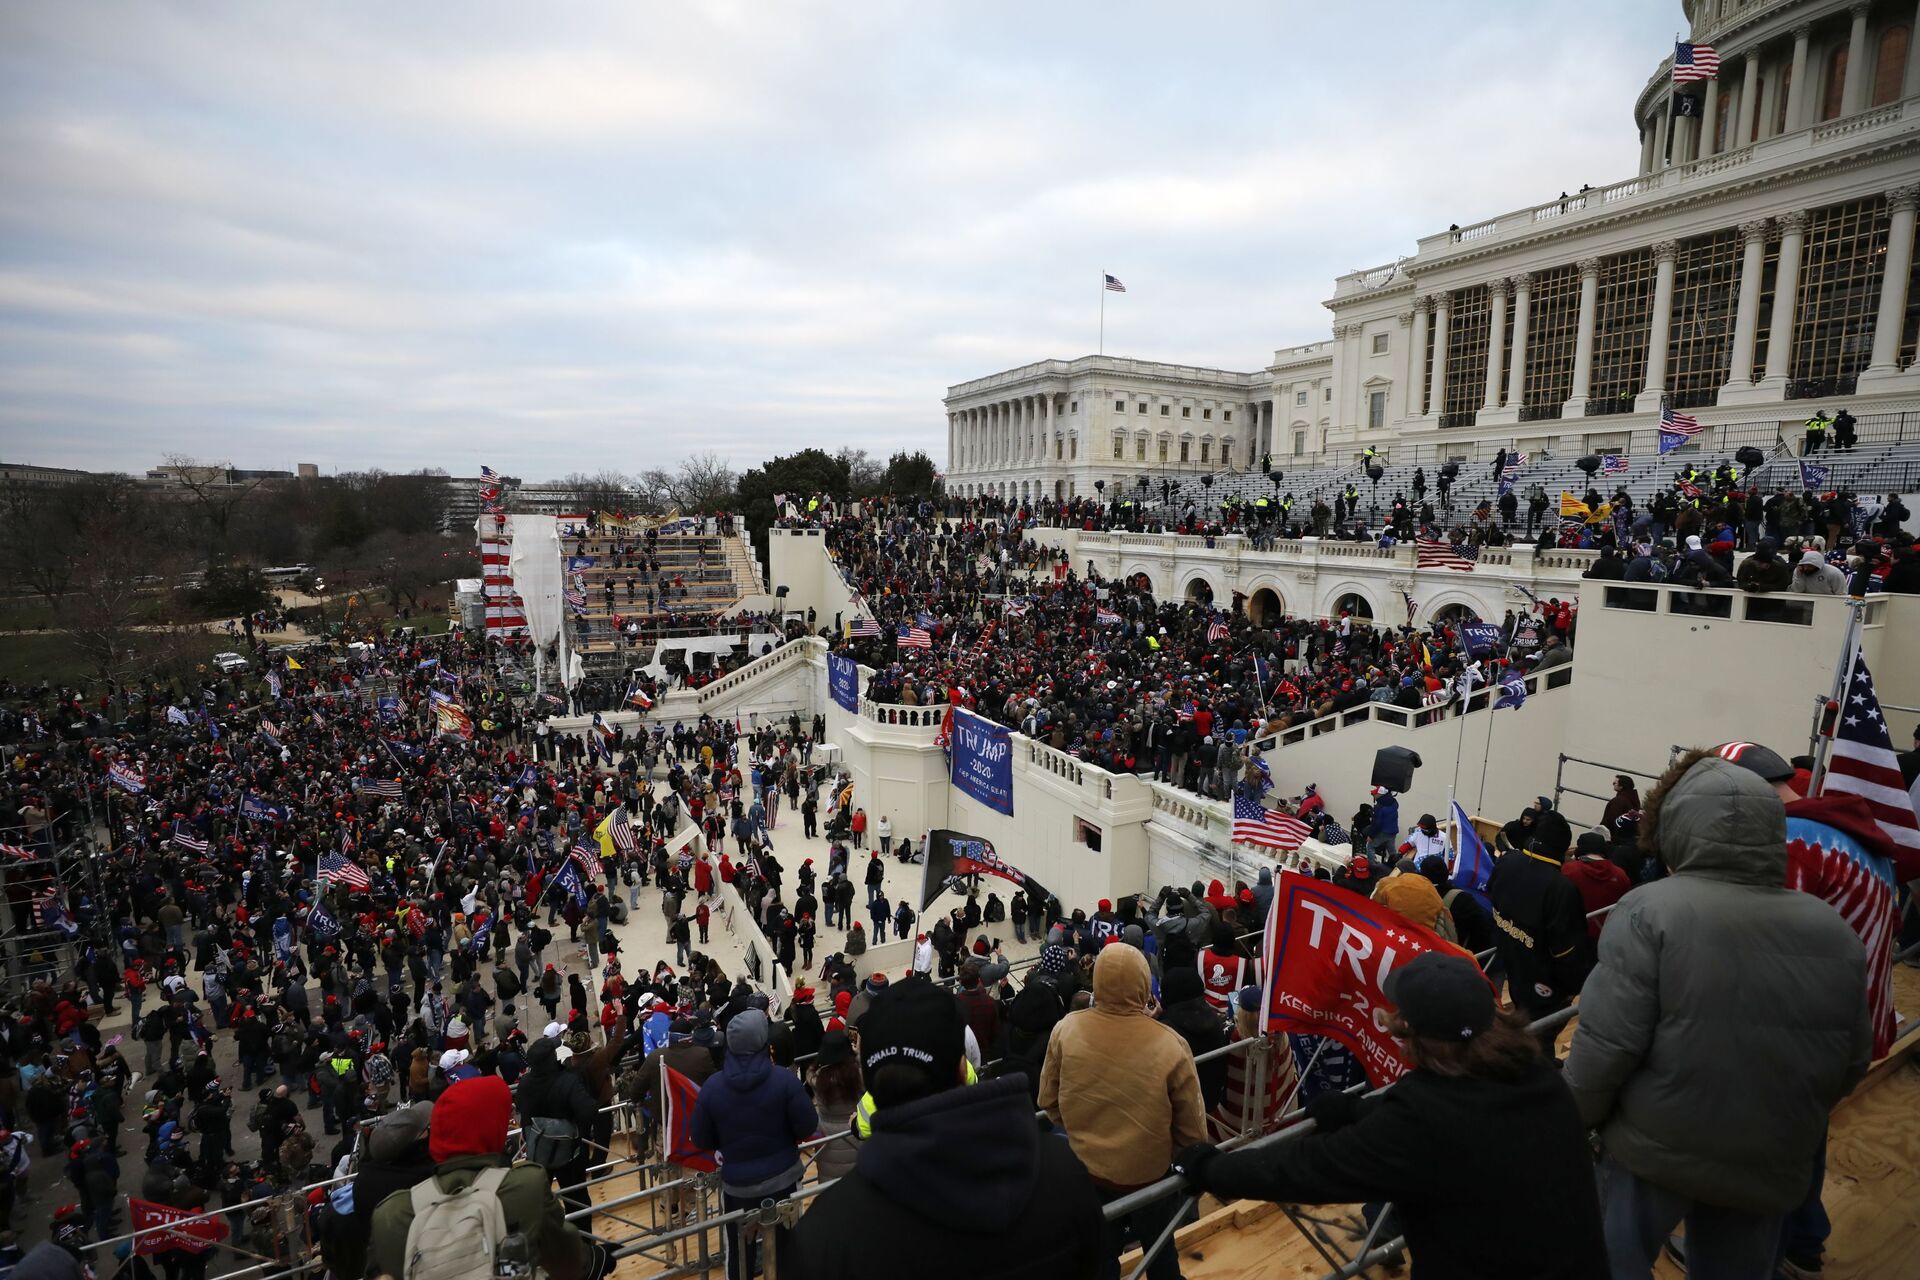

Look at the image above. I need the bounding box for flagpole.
[1099,274,1105,356]
[1475,696,1499,814]
[1809,594,1867,792]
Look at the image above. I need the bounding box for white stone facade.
[947,0,1920,494]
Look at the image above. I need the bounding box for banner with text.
[129,1199,229,1255]
[1260,870,1480,1087]
[949,707,1014,815]
[827,652,860,714]
[920,828,1052,911]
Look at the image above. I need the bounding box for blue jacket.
[689,1049,818,1195]
[1369,796,1400,838]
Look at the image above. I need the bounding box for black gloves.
[1172,1142,1221,1189]
[1306,1089,1363,1132]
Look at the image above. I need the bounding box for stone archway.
[1247,586,1284,626]
[1330,590,1375,623]
[1126,570,1156,596]
[1431,600,1482,628]
[1184,578,1214,607]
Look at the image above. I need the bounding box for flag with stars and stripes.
[1602,455,1630,476]
[1658,406,1704,453]
[849,618,882,638]
[318,850,371,891]
[896,625,931,649]
[1207,618,1229,642]
[1672,41,1720,82]
[355,777,404,799]
[171,822,209,855]
[1232,791,1312,851]
[1824,649,1920,859]
[1415,538,1478,572]
[1103,273,1127,293]
[571,839,605,882]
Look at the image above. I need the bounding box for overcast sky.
[0,0,1674,480]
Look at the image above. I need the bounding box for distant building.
[297,462,319,479]
[145,463,294,486]
[0,462,99,487]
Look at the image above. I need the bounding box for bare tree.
[669,452,738,512]
[161,454,270,561]
[60,497,187,686]
[835,448,885,496]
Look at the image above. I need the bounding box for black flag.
[920,829,1053,912]
[1672,92,1702,117]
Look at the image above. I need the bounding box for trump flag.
[1260,871,1482,1087]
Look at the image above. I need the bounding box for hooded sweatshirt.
[785,1075,1103,1280]
[1790,549,1848,594]
[1564,757,1872,1213]
[688,1011,818,1196]
[1037,943,1207,1188]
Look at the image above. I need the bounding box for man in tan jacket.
[1039,942,1207,1280]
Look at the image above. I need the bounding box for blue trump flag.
[1460,623,1504,658]
[551,860,588,908]
[1448,800,1493,910]
[827,653,859,714]
[1494,674,1529,710]
[307,899,341,942]
[950,707,1014,816]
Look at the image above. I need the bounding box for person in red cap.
[367,1075,603,1280]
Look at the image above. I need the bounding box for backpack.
[1433,891,1462,944]
[401,1167,510,1280]
[247,1099,270,1133]
[521,1115,578,1170]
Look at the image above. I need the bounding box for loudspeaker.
[1370,746,1422,794]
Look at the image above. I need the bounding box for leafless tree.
[668,452,738,512]
[161,453,271,560]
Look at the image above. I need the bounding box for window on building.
[1371,332,1390,355]
[1223,409,1232,422]
[1070,437,1077,459]
[1293,431,1306,456]
[1221,442,1233,467]
[1070,400,1079,413]
[1791,196,1892,386]
[1590,249,1658,407]
[1296,389,1308,405]
[1521,264,1580,412]
[1199,440,1211,463]
[1113,433,1125,460]
[1181,406,1191,418]
[1821,45,1848,121]
[1774,64,1793,134]
[1202,407,1212,420]
[1158,438,1169,462]
[1667,229,1739,406]
[1057,439,1064,460]
[1368,389,1387,430]
[1874,26,1910,105]
[1160,404,1171,416]
[1138,402,1148,414]
[1324,387,1333,402]
[1136,436,1147,461]
[1115,399,1126,412]
[1179,441,1190,462]
[1441,285,1492,422]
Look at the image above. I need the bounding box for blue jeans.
[1780,1128,1829,1266]
[1598,1155,1781,1280]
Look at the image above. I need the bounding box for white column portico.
[1842,3,1872,116]
[1785,25,1812,134]
[1484,274,1529,425]
[1721,220,1772,402]
[1700,78,1721,159]
[1735,56,1760,147]
[1406,298,1430,419]
[1860,186,1920,391]
[1636,240,1680,410]
[1425,295,1450,419]
[1756,211,1809,394]
[1481,279,1508,414]
[1563,258,1602,418]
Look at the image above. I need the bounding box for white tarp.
[506,514,564,648]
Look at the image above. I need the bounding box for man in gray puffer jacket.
[1564,753,1871,1279]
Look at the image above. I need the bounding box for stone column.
[1407,297,1430,417]
[1843,3,1872,116]
[1564,258,1603,417]
[1505,272,1533,409]
[1722,220,1771,394]
[1736,55,1760,145]
[1759,211,1809,390]
[1653,97,1671,165]
[1043,393,1055,465]
[1700,77,1721,158]
[1640,124,1657,175]
[1426,294,1450,418]
[1482,279,1509,412]
[1861,186,1920,386]
[1785,25,1812,132]
[1637,241,1681,409]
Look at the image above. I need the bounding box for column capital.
[1431,292,1452,314]
[1888,184,1920,214]
[1738,218,1771,242]
[1411,294,1433,314]
[1777,210,1809,235]
[1849,1,1871,17]
[1577,256,1603,278]
[1396,311,1413,328]
[1653,239,1680,264]
[1792,22,1813,40]
[1509,270,1533,292]
[1487,277,1509,301]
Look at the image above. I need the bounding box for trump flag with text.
[1261,871,1480,1086]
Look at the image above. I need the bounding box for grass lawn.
[0,629,233,690]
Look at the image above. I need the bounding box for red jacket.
[1561,857,1631,939]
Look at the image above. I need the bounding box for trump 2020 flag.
[1448,800,1493,911]
[949,708,1014,816]
[661,1060,719,1171]
[1493,674,1528,710]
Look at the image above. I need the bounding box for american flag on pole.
[849,618,882,638]
[1502,452,1529,474]
[1232,791,1312,852]
[318,850,371,891]
[606,806,640,856]
[896,625,931,650]
[480,465,499,482]
[1415,538,1479,572]
[1207,618,1230,642]
[1601,455,1630,477]
[1672,41,1720,83]
[355,777,404,799]
[1824,650,1920,858]
[1401,591,1417,625]
[1104,273,1127,293]
[1658,406,1704,454]
[171,822,209,854]
[571,839,605,882]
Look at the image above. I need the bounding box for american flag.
[571,839,605,882]
[356,777,404,798]
[849,618,882,638]
[1207,619,1230,642]
[1415,538,1479,572]
[1601,455,1630,476]
[896,625,932,649]
[1676,478,1704,499]
[0,843,38,862]
[1401,591,1417,625]
[1232,791,1312,851]
[1672,41,1720,83]
[606,806,640,856]
[318,850,371,891]
[1660,406,1702,436]
[1104,273,1127,293]
[172,822,209,854]
[1503,452,1529,473]
[1318,818,1349,846]
[1824,649,1920,858]
[480,465,499,482]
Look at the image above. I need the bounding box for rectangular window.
[1181,406,1191,418]
[1160,404,1171,416]
[1220,442,1232,467]
[1371,333,1390,355]
[1223,410,1232,421]
[1138,402,1148,414]
[1199,441,1211,462]
[1113,435,1124,460]
[1324,387,1333,402]
[1293,432,1305,455]
[1296,390,1308,405]
[1115,399,1125,412]
[1136,437,1147,460]
[1056,439,1064,460]
[1368,390,1387,430]
[1070,400,1078,413]
[1521,264,1580,411]
[1201,408,1212,420]
[1603,586,1659,612]
[1792,196,1891,387]
[1179,441,1190,462]
[1070,437,1077,459]
[1159,439,1169,462]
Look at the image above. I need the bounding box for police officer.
[1804,410,1829,455]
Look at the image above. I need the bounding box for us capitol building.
[943,0,1920,503]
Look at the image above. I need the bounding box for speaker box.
[1370,746,1422,794]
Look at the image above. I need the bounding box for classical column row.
[954,394,1071,474]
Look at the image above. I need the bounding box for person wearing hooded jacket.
[1735,539,1792,592]
[689,1009,817,1280]
[1563,753,1871,1280]
[1789,549,1848,595]
[369,1076,598,1280]
[787,977,1102,1280]
[516,1035,600,1217]
[1155,968,1230,1111]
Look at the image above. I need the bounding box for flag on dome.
[1104,273,1127,293]
[1672,41,1720,83]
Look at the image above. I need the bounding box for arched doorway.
[1331,592,1374,623]
[1128,571,1155,596]
[1432,602,1480,628]
[1248,587,1284,626]
[1185,578,1214,608]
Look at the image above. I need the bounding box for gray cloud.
[0,0,1673,477]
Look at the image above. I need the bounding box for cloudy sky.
[0,0,1673,480]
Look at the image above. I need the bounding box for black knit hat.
[859,978,965,1106]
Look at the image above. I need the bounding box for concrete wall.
[768,528,863,634]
